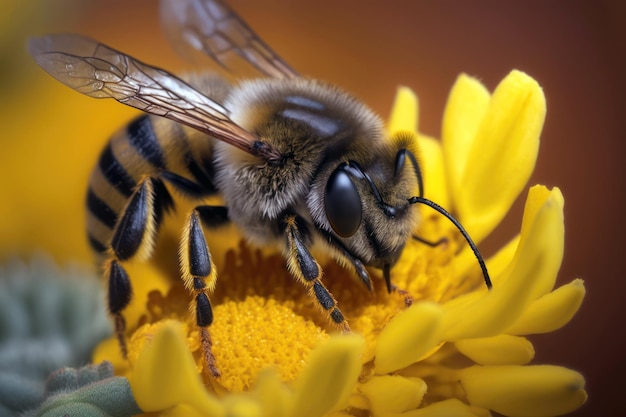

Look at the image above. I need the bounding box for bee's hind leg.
[104,176,173,358]
[282,213,350,333]
[179,206,229,378]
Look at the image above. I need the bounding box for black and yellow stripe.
[86,114,218,255]
[126,116,167,170]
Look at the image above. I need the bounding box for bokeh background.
[1,1,623,416]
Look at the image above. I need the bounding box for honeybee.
[29,0,491,376]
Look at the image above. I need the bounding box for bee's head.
[310,131,492,292]
[309,133,423,288]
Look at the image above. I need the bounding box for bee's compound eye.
[324,166,362,237]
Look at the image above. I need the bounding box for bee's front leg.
[282,214,350,333]
[412,234,448,248]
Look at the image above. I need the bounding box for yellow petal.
[290,334,364,417]
[449,71,545,242]
[388,86,419,135]
[416,134,449,209]
[455,334,534,365]
[518,185,557,246]
[459,365,587,417]
[441,186,564,340]
[442,74,490,209]
[484,235,519,286]
[359,376,426,415]
[129,320,224,416]
[375,302,443,374]
[390,398,484,417]
[506,279,586,335]
[506,185,564,299]
[222,394,263,417]
[452,233,519,288]
[251,368,292,417]
[159,404,219,417]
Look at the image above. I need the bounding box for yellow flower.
[93,70,587,417]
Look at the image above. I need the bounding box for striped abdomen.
[86,114,217,256]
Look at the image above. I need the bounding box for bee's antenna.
[408,196,492,290]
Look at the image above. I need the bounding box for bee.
[29,0,491,376]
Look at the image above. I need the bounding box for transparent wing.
[159,0,298,79]
[28,34,281,162]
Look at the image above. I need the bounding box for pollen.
[211,242,333,391]
[210,295,328,391]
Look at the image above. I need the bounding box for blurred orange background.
[1,1,624,416]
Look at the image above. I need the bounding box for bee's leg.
[389,284,414,308]
[104,259,132,357]
[382,234,447,307]
[179,207,228,377]
[105,176,172,357]
[325,238,373,292]
[382,263,414,307]
[412,235,448,247]
[160,169,224,376]
[397,235,448,306]
[282,214,350,333]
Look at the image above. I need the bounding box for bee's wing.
[28,34,281,162]
[159,0,298,80]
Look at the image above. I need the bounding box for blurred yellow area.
[0,82,130,262]
[0,0,172,263]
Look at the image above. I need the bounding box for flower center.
[132,211,478,392]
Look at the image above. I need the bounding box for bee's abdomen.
[86,116,169,255]
[125,115,167,172]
